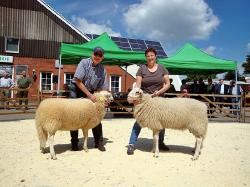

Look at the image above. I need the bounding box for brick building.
[0,0,135,98]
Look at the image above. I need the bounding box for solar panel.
[86,34,167,58]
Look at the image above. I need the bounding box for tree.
[186,74,216,82]
[224,71,245,81]
[242,54,250,74]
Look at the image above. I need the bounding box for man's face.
[92,54,104,65]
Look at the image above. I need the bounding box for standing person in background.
[190,79,199,94]
[214,79,229,110]
[70,47,107,152]
[180,79,189,93]
[229,80,242,116]
[17,70,33,109]
[198,78,206,94]
[207,78,215,114]
[165,78,176,98]
[0,71,14,109]
[127,47,170,155]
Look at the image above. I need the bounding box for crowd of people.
[177,78,243,115]
[0,70,33,109]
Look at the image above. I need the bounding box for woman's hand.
[152,90,159,97]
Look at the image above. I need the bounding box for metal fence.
[0,89,248,123]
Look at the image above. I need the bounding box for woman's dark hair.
[145,47,157,56]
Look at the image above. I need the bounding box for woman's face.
[146,51,156,65]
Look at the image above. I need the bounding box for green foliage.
[224,71,245,81]
[186,74,216,81]
[242,54,250,74]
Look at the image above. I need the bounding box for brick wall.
[11,57,135,98]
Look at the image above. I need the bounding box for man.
[229,80,242,116]
[0,71,14,108]
[17,70,33,109]
[70,47,107,152]
[207,78,215,114]
[214,79,229,109]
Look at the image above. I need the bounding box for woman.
[127,48,170,155]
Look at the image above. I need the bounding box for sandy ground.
[0,118,250,187]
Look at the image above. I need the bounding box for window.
[64,73,74,86]
[41,72,52,91]
[5,38,19,53]
[15,65,28,75]
[110,75,121,93]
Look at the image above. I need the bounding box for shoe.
[127,144,135,155]
[159,142,169,151]
[71,146,79,151]
[71,143,79,151]
[95,141,106,152]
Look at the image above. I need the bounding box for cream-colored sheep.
[127,87,208,160]
[35,91,113,160]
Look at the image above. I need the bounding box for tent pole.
[235,69,237,82]
[57,54,62,95]
[125,65,127,92]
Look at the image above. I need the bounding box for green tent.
[158,43,237,74]
[60,32,146,66]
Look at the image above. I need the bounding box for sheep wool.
[35,91,113,160]
[128,88,208,160]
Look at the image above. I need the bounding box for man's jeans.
[128,121,165,145]
[231,97,240,115]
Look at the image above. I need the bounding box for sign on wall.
[0,65,13,76]
[0,55,13,63]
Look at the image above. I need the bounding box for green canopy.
[60,32,146,65]
[158,43,237,74]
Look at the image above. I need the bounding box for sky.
[44,0,250,75]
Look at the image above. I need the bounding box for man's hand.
[88,94,97,103]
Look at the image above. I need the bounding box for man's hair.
[93,47,104,57]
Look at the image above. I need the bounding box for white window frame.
[5,37,20,53]
[109,75,121,92]
[64,73,74,85]
[40,72,53,92]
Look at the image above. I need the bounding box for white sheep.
[127,87,208,160]
[35,90,113,160]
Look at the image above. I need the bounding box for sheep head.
[95,90,114,106]
[127,87,143,105]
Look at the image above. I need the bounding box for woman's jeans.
[128,121,165,145]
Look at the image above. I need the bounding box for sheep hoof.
[51,156,57,160]
[191,156,198,161]
[84,149,89,152]
[41,148,46,154]
[153,154,159,158]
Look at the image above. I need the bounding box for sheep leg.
[153,130,160,158]
[192,137,202,160]
[82,129,89,152]
[48,133,57,160]
[40,140,47,154]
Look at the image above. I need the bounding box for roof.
[159,43,237,74]
[86,34,167,58]
[37,0,90,42]
[60,32,146,65]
